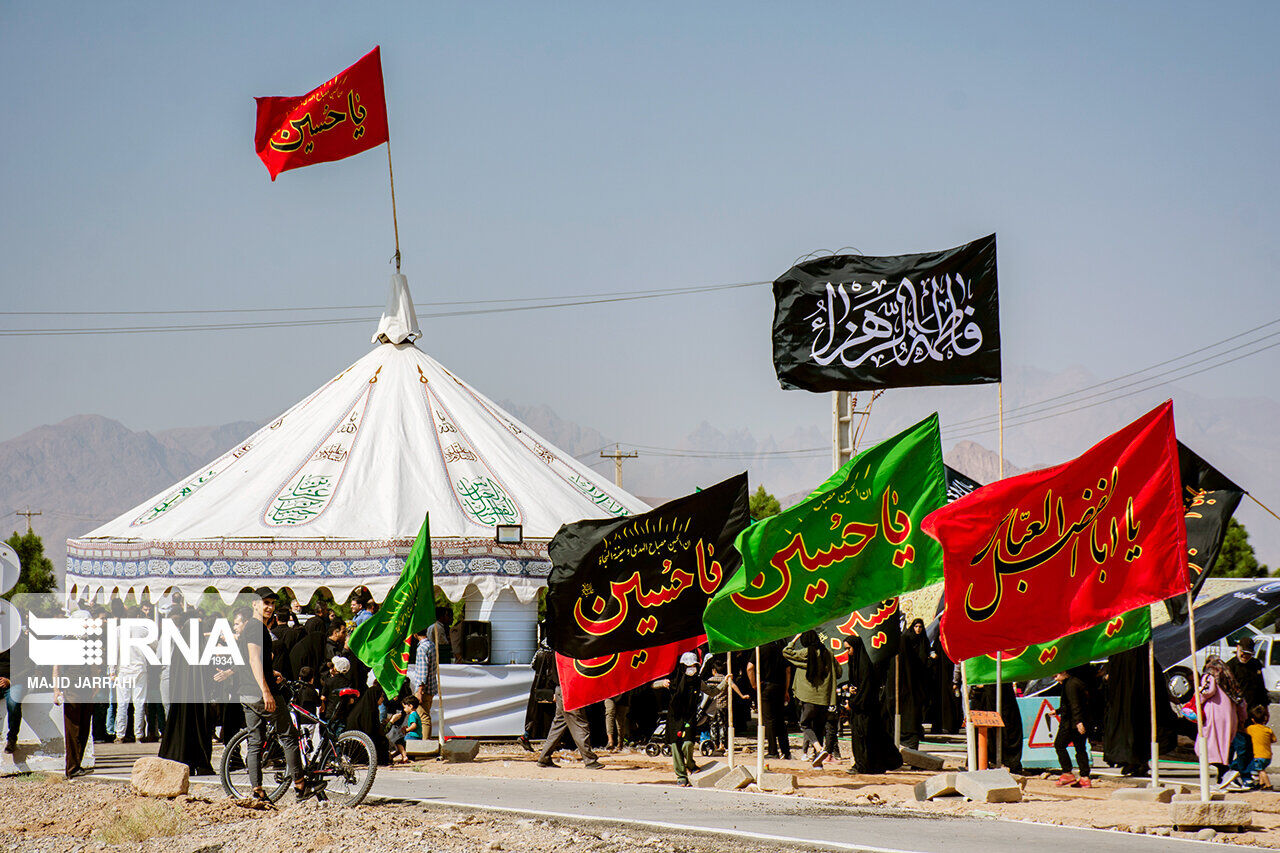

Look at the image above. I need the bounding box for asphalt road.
[351,770,1217,853]
[77,741,1220,853]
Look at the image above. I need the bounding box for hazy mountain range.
[2,364,1276,581]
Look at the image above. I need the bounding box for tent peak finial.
[373,273,421,345]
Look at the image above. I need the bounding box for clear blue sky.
[2,1,1278,450]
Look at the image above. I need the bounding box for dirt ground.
[5,742,1280,850]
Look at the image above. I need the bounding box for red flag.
[557,635,705,712]
[255,47,389,180]
[925,401,1187,662]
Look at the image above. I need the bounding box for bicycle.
[220,681,377,806]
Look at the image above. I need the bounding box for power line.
[943,317,1280,433]
[942,336,1280,442]
[0,280,769,334]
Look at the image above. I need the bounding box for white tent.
[66,276,648,622]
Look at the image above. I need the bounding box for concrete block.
[441,739,481,763]
[1172,791,1225,802]
[899,747,944,771]
[714,765,755,790]
[1169,799,1252,830]
[914,773,959,801]
[954,768,1022,804]
[757,772,796,794]
[690,762,731,788]
[130,756,189,798]
[405,739,440,757]
[1111,787,1175,803]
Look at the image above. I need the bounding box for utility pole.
[15,507,41,533]
[600,444,638,488]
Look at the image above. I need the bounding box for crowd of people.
[33,586,449,786]
[7,587,1274,795]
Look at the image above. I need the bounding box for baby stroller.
[643,711,673,756]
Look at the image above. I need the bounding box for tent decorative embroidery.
[264,375,376,527]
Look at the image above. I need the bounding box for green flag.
[963,606,1150,685]
[703,413,946,652]
[349,514,436,696]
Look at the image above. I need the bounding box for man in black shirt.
[1227,639,1269,711]
[241,588,306,801]
[1053,669,1091,788]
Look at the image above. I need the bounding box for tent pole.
[755,645,765,780]
[995,651,1003,768]
[1185,589,1210,800]
[1149,638,1160,788]
[961,662,975,771]
[726,652,735,769]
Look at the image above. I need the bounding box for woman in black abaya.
[1103,642,1178,777]
[843,636,902,774]
[158,615,214,776]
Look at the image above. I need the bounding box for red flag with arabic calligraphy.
[557,635,705,713]
[926,401,1187,663]
[255,47,389,180]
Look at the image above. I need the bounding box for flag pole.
[1247,492,1280,523]
[1185,589,1210,800]
[893,653,901,747]
[994,651,1003,768]
[386,141,402,273]
[755,646,766,780]
[997,383,1005,480]
[961,663,976,770]
[726,652,735,769]
[434,636,446,753]
[1149,637,1160,788]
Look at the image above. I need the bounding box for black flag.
[817,599,902,669]
[1154,579,1280,668]
[772,235,1000,392]
[546,473,750,660]
[944,465,983,501]
[1164,442,1245,623]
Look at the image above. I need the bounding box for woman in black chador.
[158,614,214,776]
[1103,643,1178,777]
[843,636,902,774]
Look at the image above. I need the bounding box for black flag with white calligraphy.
[772,235,1000,392]
[546,473,751,660]
[944,465,983,502]
[1164,442,1245,623]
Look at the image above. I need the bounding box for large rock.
[690,762,731,788]
[1169,799,1252,830]
[714,765,755,790]
[954,768,1022,804]
[130,756,189,798]
[1111,787,1175,803]
[914,773,959,801]
[756,772,796,794]
[899,747,944,771]
[441,739,480,763]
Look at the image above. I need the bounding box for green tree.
[1211,518,1270,579]
[749,485,782,521]
[3,529,58,598]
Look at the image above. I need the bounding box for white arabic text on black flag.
[772,234,1000,392]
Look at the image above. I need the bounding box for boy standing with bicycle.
[242,588,308,802]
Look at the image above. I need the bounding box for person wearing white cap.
[667,651,703,787]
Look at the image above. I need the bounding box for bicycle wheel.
[219,728,292,802]
[322,729,377,806]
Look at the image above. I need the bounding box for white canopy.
[67,276,647,604]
